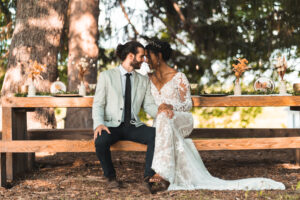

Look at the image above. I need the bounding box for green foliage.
[14,91,95,97]
[138,108,153,126]
[0,0,16,90]
[103,0,300,85]
[296,181,300,190]
[192,106,262,128]
[3,0,300,127]
[57,53,68,85]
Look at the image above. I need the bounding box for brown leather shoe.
[139,177,154,194]
[159,179,170,191]
[149,174,169,191]
[105,177,121,189]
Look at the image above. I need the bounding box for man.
[92,41,173,193]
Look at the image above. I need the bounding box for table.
[1,96,300,187]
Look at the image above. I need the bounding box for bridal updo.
[116,41,144,61]
[145,39,172,61]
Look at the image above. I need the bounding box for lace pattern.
[150,72,285,191]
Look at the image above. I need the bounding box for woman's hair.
[116,41,144,61]
[145,39,172,61]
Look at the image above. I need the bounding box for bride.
[143,39,285,191]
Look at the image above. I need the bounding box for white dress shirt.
[118,65,134,122]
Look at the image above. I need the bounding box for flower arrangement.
[274,56,287,81]
[274,56,288,94]
[25,60,46,96]
[70,56,96,82]
[69,56,96,96]
[232,58,250,84]
[26,60,46,82]
[77,57,90,82]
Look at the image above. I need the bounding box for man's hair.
[116,41,144,61]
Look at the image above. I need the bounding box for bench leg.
[3,108,29,181]
[0,153,6,187]
[296,149,300,165]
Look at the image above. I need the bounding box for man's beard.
[130,56,142,69]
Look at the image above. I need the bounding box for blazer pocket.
[104,115,112,121]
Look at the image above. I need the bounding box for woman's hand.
[158,103,174,118]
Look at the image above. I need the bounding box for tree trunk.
[65,0,99,128]
[1,0,68,129]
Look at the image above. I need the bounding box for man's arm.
[92,72,106,130]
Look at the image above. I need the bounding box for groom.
[92,41,173,193]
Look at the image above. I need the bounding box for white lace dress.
[150,72,285,191]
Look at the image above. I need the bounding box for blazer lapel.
[112,67,123,102]
[131,71,139,104]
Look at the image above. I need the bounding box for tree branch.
[144,1,190,50]
[0,1,12,24]
[172,1,186,24]
[170,0,195,33]
[119,0,140,36]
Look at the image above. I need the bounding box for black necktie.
[124,73,132,126]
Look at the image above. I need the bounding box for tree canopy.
[1,0,300,89]
[101,0,300,86]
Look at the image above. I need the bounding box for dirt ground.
[0,149,299,200]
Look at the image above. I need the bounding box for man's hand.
[158,103,173,111]
[94,124,111,141]
[158,103,174,119]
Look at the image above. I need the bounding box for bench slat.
[22,128,300,140]
[0,137,299,152]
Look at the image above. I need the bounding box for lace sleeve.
[173,73,193,112]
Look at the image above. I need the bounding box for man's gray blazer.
[92,67,158,130]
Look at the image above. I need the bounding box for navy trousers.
[95,123,156,179]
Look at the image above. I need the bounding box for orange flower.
[55,84,62,90]
[232,58,250,79]
[27,60,46,81]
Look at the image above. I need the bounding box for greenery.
[198,90,300,95]
[192,107,262,128]
[2,0,300,127]
[101,0,300,86]
[2,1,300,87]
[14,91,94,97]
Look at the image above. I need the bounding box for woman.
[144,39,285,191]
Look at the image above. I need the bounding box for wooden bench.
[19,128,300,152]
[1,96,300,187]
